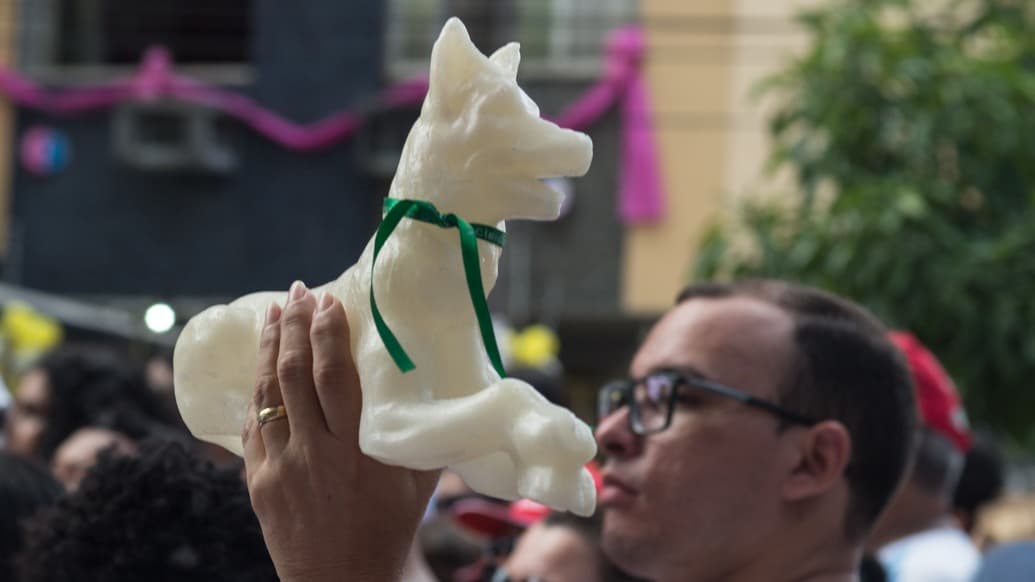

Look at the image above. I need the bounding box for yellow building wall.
[622,0,821,313]
[0,0,15,256]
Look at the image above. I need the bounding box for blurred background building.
[0,0,817,374]
[0,0,1031,479]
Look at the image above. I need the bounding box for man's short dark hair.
[676,280,917,538]
[18,440,277,582]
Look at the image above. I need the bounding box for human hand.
[243,281,440,582]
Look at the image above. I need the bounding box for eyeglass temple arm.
[692,377,817,426]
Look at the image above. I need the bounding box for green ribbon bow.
[371,198,508,378]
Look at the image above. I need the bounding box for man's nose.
[595,406,640,459]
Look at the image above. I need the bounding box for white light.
[145,303,176,334]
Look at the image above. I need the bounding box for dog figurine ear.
[428,18,485,114]
[489,43,520,79]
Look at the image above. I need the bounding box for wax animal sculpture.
[173,18,597,515]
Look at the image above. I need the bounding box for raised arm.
[242,282,440,582]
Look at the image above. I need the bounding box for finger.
[242,396,265,484]
[255,301,289,457]
[277,281,330,439]
[311,293,361,441]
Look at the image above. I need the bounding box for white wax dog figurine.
[174,17,597,515]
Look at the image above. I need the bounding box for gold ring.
[257,405,288,427]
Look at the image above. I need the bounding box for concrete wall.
[621,0,820,313]
[0,0,17,254]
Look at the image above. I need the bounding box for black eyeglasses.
[597,369,818,435]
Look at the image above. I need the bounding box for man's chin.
[600,512,654,578]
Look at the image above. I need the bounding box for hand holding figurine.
[243,282,439,582]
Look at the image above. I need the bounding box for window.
[20,0,252,71]
[386,0,639,78]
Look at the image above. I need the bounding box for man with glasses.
[240,280,917,582]
[592,280,916,581]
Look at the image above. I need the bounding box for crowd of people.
[0,278,1033,581]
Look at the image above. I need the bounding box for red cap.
[888,331,972,452]
[451,497,547,538]
[451,460,604,538]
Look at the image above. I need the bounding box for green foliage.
[694,0,1035,443]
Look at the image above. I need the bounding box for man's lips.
[599,473,638,507]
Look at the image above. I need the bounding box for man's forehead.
[630,296,795,389]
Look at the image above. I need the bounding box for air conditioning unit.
[111,100,237,175]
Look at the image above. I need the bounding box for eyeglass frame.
[598,369,819,435]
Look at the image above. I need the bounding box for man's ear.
[782,420,853,502]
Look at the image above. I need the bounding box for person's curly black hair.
[33,345,177,460]
[0,453,62,581]
[17,440,277,582]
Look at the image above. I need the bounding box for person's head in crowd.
[418,470,486,581]
[441,461,605,581]
[144,349,175,396]
[594,280,916,582]
[953,434,1005,534]
[3,345,172,460]
[973,494,1035,550]
[867,332,973,551]
[18,440,276,582]
[499,511,642,582]
[144,348,187,431]
[51,426,137,491]
[419,512,486,582]
[0,453,62,581]
[419,474,540,582]
[865,332,982,582]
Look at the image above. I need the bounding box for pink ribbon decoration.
[0,29,664,223]
[553,26,664,224]
[0,47,363,151]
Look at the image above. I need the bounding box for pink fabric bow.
[554,26,664,224]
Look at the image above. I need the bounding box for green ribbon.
[371,198,508,377]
